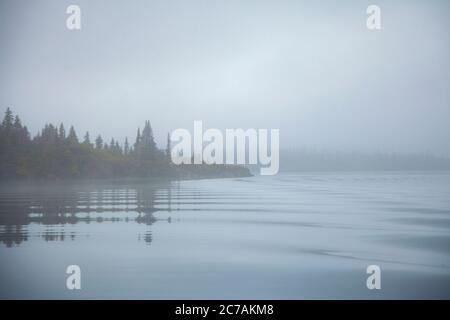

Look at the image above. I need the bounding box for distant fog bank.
[272,150,450,172]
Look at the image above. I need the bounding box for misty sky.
[0,0,449,155]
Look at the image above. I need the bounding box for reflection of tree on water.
[0,225,28,247]
[0,182,173,247]
[135,187,158,225]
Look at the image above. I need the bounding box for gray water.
[1,172,450,299]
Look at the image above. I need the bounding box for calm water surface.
[1,172,449,299]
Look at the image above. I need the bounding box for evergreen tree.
[12,115,30,146]
[13,115,21,129]
[134,128,141,151]
[136,120,157,159]
[95,135,103,149]
[124,137,129,155]
[115,141,121,154]
[141,121,156,151]
[83,132,91,146]
[67,126,78,144]
[59,123,66,140]
[41,124,58,144]
[2,108,13,130]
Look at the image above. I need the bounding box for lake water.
[1,172,450,299]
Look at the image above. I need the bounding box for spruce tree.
[124,137,129,155]
[139,121,157,158]
[83,132,91,146]
[59,123,66,140]
[2,108,13,130]
[13,115,22,129]
[67,126,78,144]
[95,135,103,149]
[134,128,141,151]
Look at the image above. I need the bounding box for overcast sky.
[1,0,449,155]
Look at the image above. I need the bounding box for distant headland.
[0,108,251,180]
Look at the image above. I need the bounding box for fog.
[1,0,449,156]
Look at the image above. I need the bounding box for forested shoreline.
[0,108,251,180]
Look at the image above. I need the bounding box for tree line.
[0,108,250,180]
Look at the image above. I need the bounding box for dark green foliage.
[95,135,103,149]
[83,132,91,146]
[0,109,251,180]
[0,108,31,177]
[124,137,130,155]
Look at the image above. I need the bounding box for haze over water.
[1,0,450,300]
[1,172,449,299]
